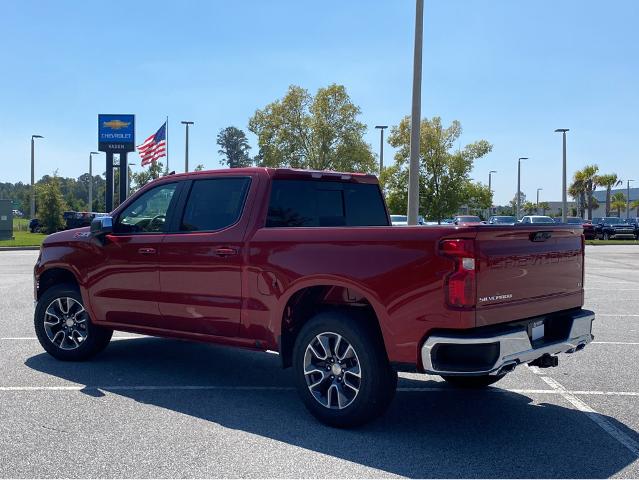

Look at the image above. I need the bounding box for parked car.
[593,217,636,240]
[63,211,106,230]
[564,217,585,225]
[582,220,596,240]
[12,209,23,217]
[519,215,555,224]
[452,215,482,225]
[488,215,516,225]
[33,167,594,427]
[623,217,639,239]
[28,218,41,233]
[390,214,425,226]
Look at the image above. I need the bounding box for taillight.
[440,239,476,308]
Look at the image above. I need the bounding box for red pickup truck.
[33,168,594,427]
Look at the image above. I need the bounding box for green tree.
[509,192,527,216]
[611,192,626,217]
[194,164,205,171]
[249,84,376,173]
[595,173,622,216]
[577,165,599,219]
[632,199,639,217]
[462,181,492,217]
[385,116,492,222]
[131,161,165,191]
[522,201,537,215]
[217,127,252,168]
[36,176,67,233]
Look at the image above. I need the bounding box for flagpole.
[165,115,169,172]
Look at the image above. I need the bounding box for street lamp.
[516,157,528,220]
[407,0,424,225]
[181,121,194,172]
[628,179,635,219]
[488,170,496,218]
[537,188,543,215]
[554,129,569,222]
[88,152,100,212]
[375,125,388,175]
[30,135,44,219]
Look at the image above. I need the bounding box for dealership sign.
[98,114,135,152]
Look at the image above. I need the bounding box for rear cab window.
[180,177,251,232]
[266,179,389,227]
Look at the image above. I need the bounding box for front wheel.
[292,310,397,428]
[441,374,506,388]
[603,232,610,240]
[34,283,113,361]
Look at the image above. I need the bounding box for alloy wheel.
[303,332,361,409]
[43,297,88,350]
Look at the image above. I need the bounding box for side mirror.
[90,215,113,237]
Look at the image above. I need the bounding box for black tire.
[292,309,397,428]
[34,283,112,361]
[603,232,610,240]
[441,374,506,389]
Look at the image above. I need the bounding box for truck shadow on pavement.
[26,337,638,478]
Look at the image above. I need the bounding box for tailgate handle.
[530,231,552,242]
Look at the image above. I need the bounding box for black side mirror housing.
[90,215,113,237]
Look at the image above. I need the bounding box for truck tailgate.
[474,226,584,327]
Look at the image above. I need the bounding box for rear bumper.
[421,309,594,376]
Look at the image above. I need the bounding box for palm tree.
[569,171,586,218]
[611,192,626,217]
[580,165,599,220]
[595,173,622,216]
[632,199,639,217]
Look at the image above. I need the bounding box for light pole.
[628,180,635,219]
[537,188,543,215]
[181,121,194,173]
[407,0,424,225]
[88,152,100,211]
[375,125,388,175]
[30,135,44,219]
[516,157,528,220]
[554,129,569,222]
[488,170,496,218]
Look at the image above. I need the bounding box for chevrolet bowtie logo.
[103,119,131,130]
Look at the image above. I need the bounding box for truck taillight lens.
[440,239,476,308]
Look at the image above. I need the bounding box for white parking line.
[592,341,639,345]
[528,367,639,457]
[597,314,639,317]
[0,385,638,397]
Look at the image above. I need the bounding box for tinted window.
[266,180,388,227]
[116,183,177,233]
[180,178,251,231]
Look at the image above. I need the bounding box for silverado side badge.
[530,231,552,242]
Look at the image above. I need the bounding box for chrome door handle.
[215,247,238,257]
[138,247,156,255]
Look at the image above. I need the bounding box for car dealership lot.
[1,247,638,478]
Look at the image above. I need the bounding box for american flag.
[137,122,167,166]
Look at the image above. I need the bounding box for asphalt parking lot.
[1,247,638,478]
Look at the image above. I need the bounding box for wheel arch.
[276,279,390,368]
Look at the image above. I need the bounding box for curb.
[0,246,41,251]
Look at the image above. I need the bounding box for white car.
[519,215,555,224]
[390,215,425,226]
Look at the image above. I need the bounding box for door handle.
[215,247,238,257]
[138,247,157,255]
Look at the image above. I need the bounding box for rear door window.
[180,178,251,231]
[266,179,388,227]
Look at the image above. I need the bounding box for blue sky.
[0,0,637,204]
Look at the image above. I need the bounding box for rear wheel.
[34,283,112,361]
[441,374,506,389]
[292,310,397,428]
